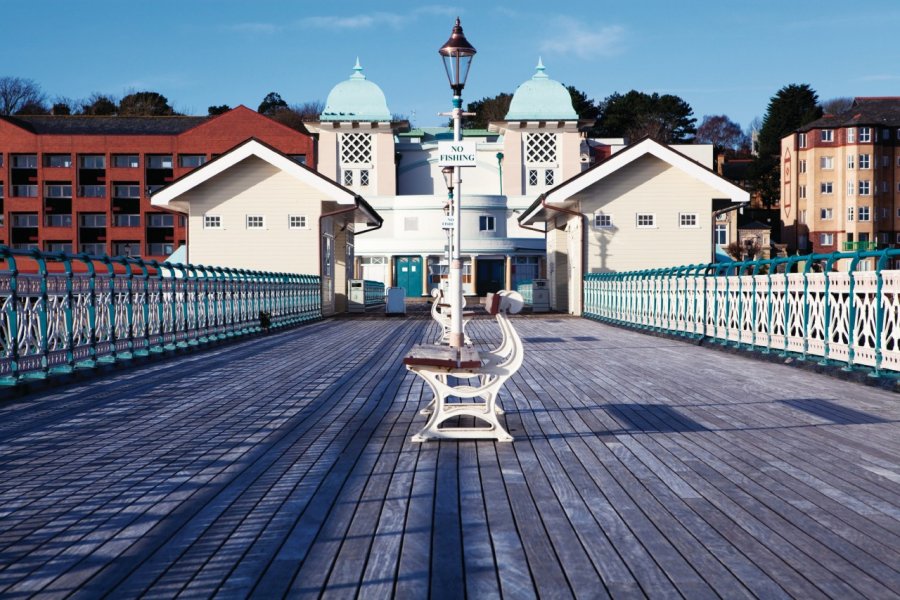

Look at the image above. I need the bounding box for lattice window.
[528,169,538,186]
[525,133,557,165]
[360,169,369,186]
[340,133,372,165]
[545,169,555,186]
[343,170,353,186]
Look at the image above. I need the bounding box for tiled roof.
[799,97,900,131]
[1,115,209,135]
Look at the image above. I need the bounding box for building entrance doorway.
[395,256,423,297]
[476,259,505,296]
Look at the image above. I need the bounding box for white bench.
[405,290,525,442]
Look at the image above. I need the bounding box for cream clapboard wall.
[577,155,722,273]
[174,156,325,274]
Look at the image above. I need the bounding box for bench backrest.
[485,292,502,316]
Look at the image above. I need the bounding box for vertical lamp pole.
[439,17,476,348]
[442,166,455,286]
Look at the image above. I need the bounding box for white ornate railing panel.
[584,253,900,374]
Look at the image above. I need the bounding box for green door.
[395,256,423,297]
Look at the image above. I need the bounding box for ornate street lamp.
[438,18,475,348]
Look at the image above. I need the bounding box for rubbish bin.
[348,280,366,313]
[532,279,550,312]
[385,287,406,315]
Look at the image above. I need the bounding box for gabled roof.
[151,138,381,225]
[519,137,749,225]
[0,114,209,135]
[798,97,900,131]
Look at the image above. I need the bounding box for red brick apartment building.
[780,97,900,264]
[0,106,314,260]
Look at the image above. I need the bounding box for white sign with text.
[437,141,477,167]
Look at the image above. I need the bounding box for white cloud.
[227,22,282,35]
[539,18,625,60]
[858,74,900,82]
[299,12,410,30]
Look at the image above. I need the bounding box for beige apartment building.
[781,97,900,267]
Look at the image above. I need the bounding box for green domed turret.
[504,59,578,121]
[321,59,392,122]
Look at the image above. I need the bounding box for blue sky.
[4,1,900,132]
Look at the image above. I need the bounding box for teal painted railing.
[516,280,534,305]
[0,246,321,384]
[364,280,386,307]
[583,250,900,375]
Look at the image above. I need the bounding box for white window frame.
[847,154,855,169]
[246,215,265,229]
[847,207,854,222]
[819,156,833,170]
[798,159,807,173]
[859,180,871,195]
[859,154,870,169]
[715,224,728,245]
[859,127,871,142]
[798,133,807,148]
[799,209,807,224]
[799,185,806,199]
[820,207,833,220]
[820,182,833,195]
[289,215,308,229]
[678,213,698,228]
[847,128,856,143]
[847,180,854,196]
[594,213,612,228]
[479,215,496,232]
[820,129,833,142]
[204,215,221,229]
[819,233,834,246]
[858,206,870,221]
[636,213,656,228]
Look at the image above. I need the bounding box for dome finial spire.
[533,57,547,79]
[351,57,365,80]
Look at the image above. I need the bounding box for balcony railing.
[113,214,141,227]
[44,185,72,198]
[843,241,877,251]
[78,185,106,198]
[46,215,73,227]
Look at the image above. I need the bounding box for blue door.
[395,256,423,297]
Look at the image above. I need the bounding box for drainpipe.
[496,152,504,196]
[538,195,587,315]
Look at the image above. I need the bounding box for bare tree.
[290,101,324,121]
[0,76,47,115]
[821,96,853,115]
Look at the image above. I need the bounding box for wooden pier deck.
[0,314,898,598]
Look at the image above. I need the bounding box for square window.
[859,127,871,142]
[246,215,264,229]
[342,170,353,186]
[636,213,655,228]
[479,215,496,231]
[858,206,870,221]
[820,182,833,194]
[819,233,833,246]
[289,215,308,229]
[204,215,221,229]
[528,169,538,186]
[820,207,832,220]
[819,156,833,169]
[859,154,870,168]
[859,180,870,195]
[594,213,612,228]
[820,129,833,142]
[679,213,698,227]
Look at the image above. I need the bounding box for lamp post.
[441,166,455,283]
[438,17,476,348]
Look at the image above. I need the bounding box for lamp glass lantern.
[438,17,476,95]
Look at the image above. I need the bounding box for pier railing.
[0,247,321,384]
[583,250,900,375]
